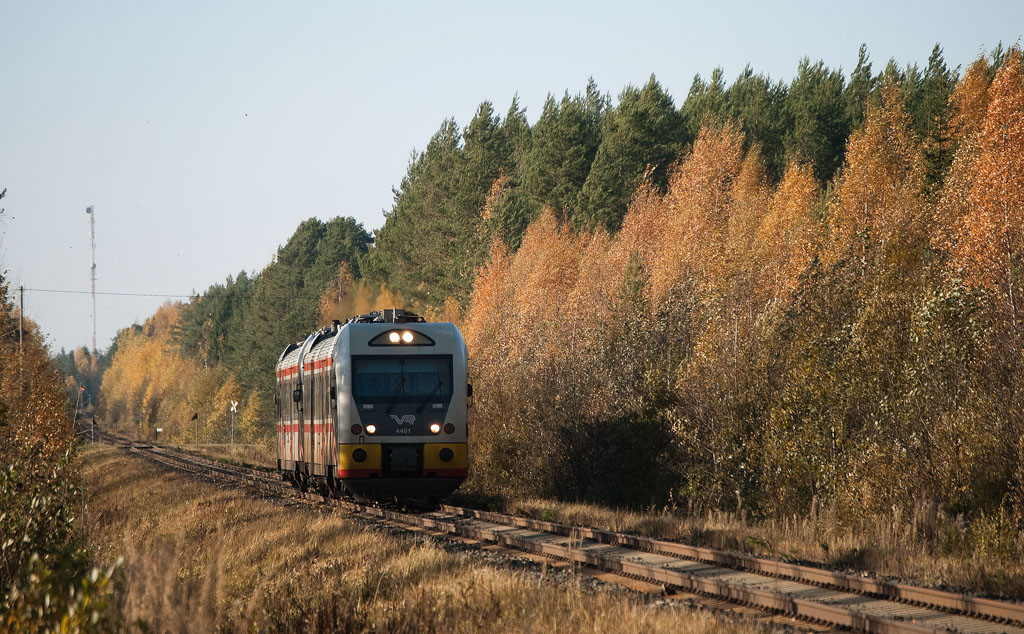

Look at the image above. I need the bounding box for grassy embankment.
[81,445,767,633]
[176,441,1024,599]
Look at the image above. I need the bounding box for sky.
[1,0,1021,354]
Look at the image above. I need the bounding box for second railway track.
[96,432,1024,634]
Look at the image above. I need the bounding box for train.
[275,308,470,500]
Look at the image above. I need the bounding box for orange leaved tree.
[952,48,1024,330]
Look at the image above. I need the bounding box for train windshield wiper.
[385,360,406,414]
[416,381,443,413]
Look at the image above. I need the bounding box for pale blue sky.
[1,0,1021,353]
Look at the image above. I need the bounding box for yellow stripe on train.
[338,444,382,470]
[423,443,467,470]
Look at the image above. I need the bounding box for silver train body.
[275,309,469,498]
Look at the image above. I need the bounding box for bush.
[1,450,118,633]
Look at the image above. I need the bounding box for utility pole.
[18,285,23,355]
[18,285,23,382]
[86,206,97,355]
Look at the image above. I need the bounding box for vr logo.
[390,414,416,425]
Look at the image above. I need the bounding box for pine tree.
[485,98,533,249]
[724,67,789,181]
[578,76,687,232]
[680,68,727,141]
[366,103,518,306]
[917,45,958,193]
[521,81,604,226]
[845,44,874,131]
[452,102,517,299]
[363,118,464,304]
[785,58,850,183]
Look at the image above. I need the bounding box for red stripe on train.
[337,468,383,478]
[278,357,333,378]
[303,358,334,371]
[335,469,468,479]
[423,469,468,478]
[277,424,332,433]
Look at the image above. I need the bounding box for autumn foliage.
[464,50,1024,523]
[98,303,255,444]
[99,292,425,445]
[951,48,1024,327]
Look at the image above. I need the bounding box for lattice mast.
[86,206,96,354]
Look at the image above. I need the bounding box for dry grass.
[80,445,770,633]
[500,497,1024,599]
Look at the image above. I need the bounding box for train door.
[290,373,299,468]
[326,364,336,472]
[322,364,333,474]
[309,362,317,475]
[292,369,302,473]
[278,376,286,471]
[316,366,325,475]
[304,363,314,475]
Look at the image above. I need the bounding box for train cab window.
[352,356,452,402]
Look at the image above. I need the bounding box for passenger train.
[275,309,470,499]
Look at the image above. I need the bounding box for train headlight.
[429,423,441,434]
[439,448,454,462]
[443,423,455,434]
[366,424,377,434]
[351,424,362,435]
[353,448,367,463]
[370,330,435,346]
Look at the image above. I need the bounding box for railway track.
[93,432,1024,634]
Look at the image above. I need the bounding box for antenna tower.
[86,206,97,354]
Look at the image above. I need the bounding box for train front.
[335,313,469,498]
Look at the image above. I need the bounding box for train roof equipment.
[346,308,425,324]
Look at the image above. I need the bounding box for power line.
[22,287,323,300]
[25,287,193,298]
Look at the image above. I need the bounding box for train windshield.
[352,355,452,401]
